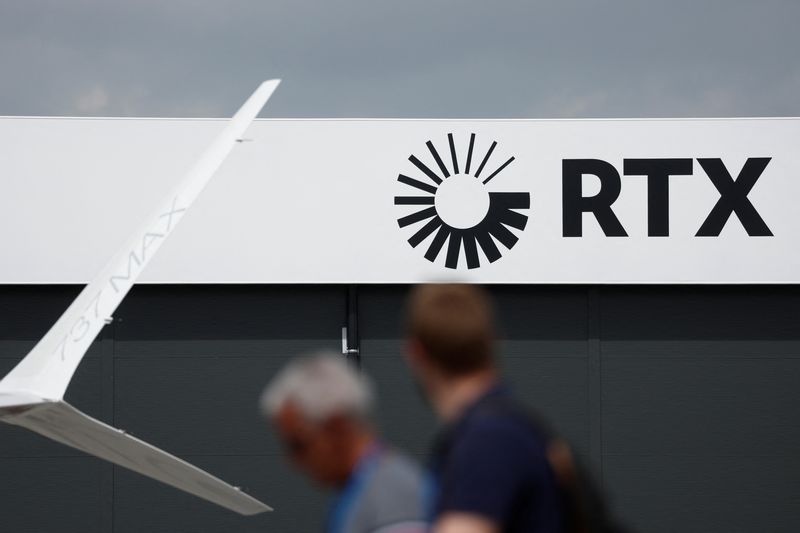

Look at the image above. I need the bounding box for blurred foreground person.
[261,352,428,533]
[406,284,625,533]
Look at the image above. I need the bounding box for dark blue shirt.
[429,385,565,533]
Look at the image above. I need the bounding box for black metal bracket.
[342,284,360,366]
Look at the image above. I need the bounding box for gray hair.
[260,351,374,423]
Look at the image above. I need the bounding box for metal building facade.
[1,284,798,532]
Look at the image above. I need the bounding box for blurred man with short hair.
[405,284,566,533]
[261,352,428,533]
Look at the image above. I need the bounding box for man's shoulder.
[353,451,428,533]
[450,416,546,475]
[372,450,426,493]
[456,392,550,456]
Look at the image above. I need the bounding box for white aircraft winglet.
[0,80,280,515]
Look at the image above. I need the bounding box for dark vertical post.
[345,284,361,367]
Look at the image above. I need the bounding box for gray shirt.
[332,449,428,533]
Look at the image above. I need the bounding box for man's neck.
[342,431,377,481]
[431,369,498,422]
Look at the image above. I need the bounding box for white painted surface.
[1,117,797,283]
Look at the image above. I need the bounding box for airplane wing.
[2,401,270,515]
[0,79,280,401]
[0,79,281,514]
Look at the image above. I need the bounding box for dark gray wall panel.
[115,339,337,358]
[503,356,589,456]
[115,356,290,456]
[599,286,800,341]
[603,339,800,358]
[600,286,800,532]
[359,285,589,341]
[604,454,800,533]
[359,346,439,456]
[490,286,588,341]
[602,357,800,456]
[2,284,799,533]
[0,339,102,359]
[0,285,84,341]
[115,285,345,342]
[0,457,105,533]
[499,340,588,358]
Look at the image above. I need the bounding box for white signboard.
[1,117,797,283]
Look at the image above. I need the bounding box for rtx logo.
[563,158,773,237]
[395,134,530,270]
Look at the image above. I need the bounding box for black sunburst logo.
[394,133,530,269]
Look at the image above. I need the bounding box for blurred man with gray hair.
[261,352,428,533]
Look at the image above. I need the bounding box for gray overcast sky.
[0,0,798,118]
